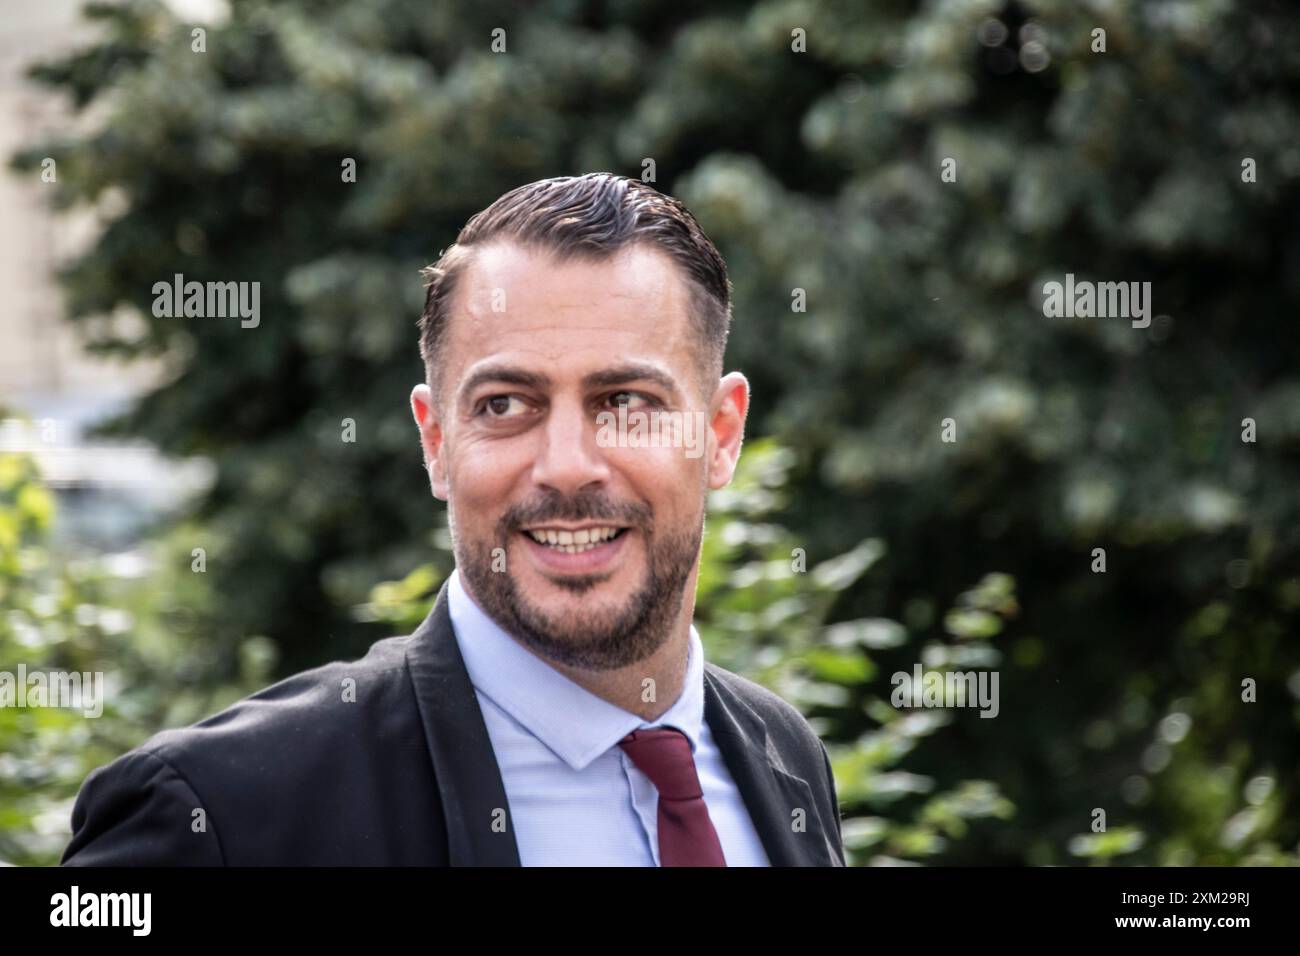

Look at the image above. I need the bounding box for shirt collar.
[446,568,705,771]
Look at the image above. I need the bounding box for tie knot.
[617,727,701,800]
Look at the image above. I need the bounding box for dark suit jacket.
[62,581,845,866]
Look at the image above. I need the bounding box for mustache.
[499,490,652,533]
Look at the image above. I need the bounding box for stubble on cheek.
[449,490,703,670]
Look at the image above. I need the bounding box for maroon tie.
[618,727,727,866]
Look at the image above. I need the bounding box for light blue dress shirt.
[446,569,771,866]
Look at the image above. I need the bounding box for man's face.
[410,241,747,671]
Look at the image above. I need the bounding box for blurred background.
[2,0,1298,866]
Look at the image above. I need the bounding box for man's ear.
[706,371,749,490]
[410,383,449,500]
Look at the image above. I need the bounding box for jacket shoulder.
[62,747,224,865]
[704,660,846,864]
[704,662,823,742]
[63,633,428,865]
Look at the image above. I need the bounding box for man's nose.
[529,400,612,495]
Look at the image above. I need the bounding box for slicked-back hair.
[417,173,733,405]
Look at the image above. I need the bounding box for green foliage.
[11,0,1300,864]
[0,442,272,865]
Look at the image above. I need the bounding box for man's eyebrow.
[458,365,553,402]
[582,364,681,395]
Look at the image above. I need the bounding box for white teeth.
[525,526,623,551]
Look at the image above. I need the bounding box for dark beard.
[451,489,701,671]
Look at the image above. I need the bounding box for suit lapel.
[405,580,521,866]
[703,666,837,866]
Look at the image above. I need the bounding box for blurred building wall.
[0,1,211,547]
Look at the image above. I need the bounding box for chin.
[525,572,627,607]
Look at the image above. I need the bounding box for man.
[62,173,846,866]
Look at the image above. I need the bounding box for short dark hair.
[418,173,733,403]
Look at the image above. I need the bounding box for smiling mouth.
[521,525,629,554]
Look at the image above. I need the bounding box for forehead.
[443,241,698,392]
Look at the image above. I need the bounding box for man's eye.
[481,395,530,418]
[608,391,651,410]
